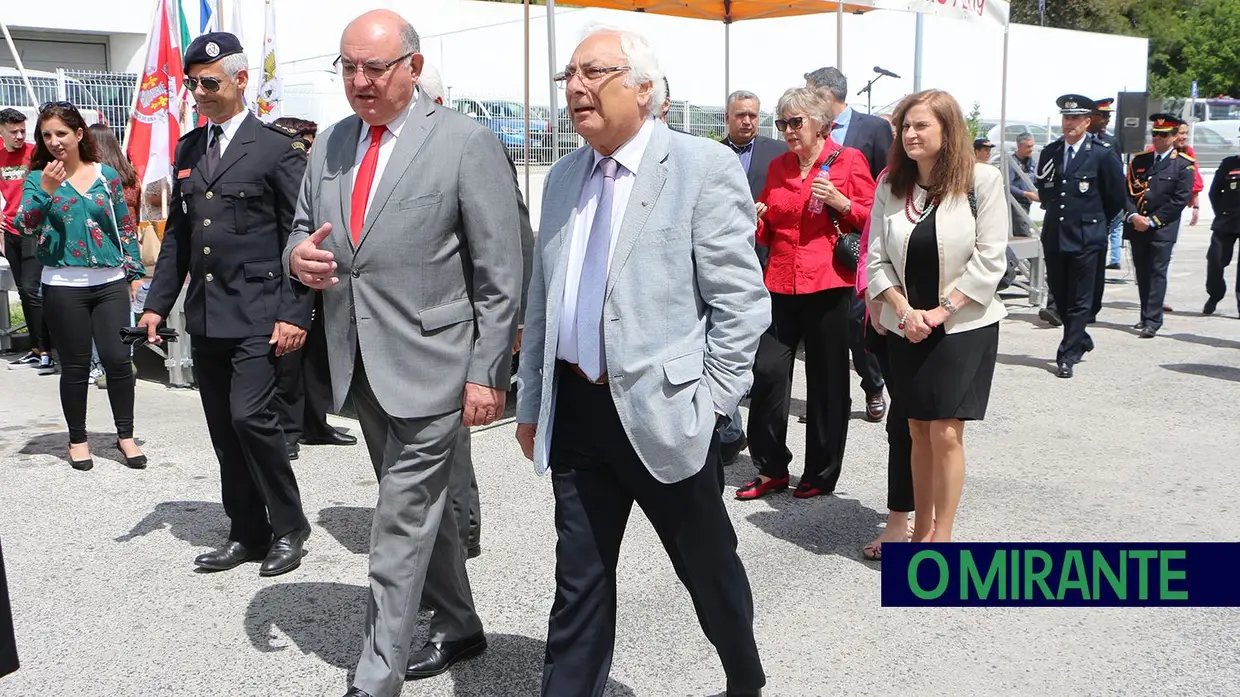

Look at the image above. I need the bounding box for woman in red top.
[737,87,876,501]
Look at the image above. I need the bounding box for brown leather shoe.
[865,391,886,422]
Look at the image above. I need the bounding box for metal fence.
[0,69,136,144]
[65,70,139,144]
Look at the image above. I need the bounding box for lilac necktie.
[576,156,619,382]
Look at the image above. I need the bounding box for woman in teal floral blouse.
[16,102,147,471]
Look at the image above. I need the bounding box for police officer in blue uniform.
[139,32,313,575]
[1123,113,1196,338]
[1036,94,1125,378]
[1204,151,1240,316]
[1089,96,1125,305]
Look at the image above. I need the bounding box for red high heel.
[735,475,790,500]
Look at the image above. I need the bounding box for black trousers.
[848,291,884,396]
[1044,247,1100,365]
[0,538,17,678]
[192,335,307,546]
[42,280,135,443]
[866,325,913,512]
[4,234,50,352]
[273,293,336,443]
[1206,231,1239,309]
[746,288,851,491]
[1129,237,1175,331]
[543,365,765,697]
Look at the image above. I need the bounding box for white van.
[0,67,106,139]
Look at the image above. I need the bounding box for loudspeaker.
[1115,91,1149,154]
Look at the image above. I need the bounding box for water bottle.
[807,163,831,214]
[131,282,150,315]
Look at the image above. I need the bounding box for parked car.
[0,68,106,139]
[452,97,548,163]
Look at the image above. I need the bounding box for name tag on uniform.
[177,169,192,180]
[1079,181,1090,193]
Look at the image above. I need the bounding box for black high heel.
[116,440,148,469]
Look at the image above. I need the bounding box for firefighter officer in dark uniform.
[139,32,314,576]
[1123,114,1196,338]
[1089,96,1125,302]
[1036,94,1125,378]
[1204,150,1240,316]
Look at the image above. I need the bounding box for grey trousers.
[350,359,483,697]
[448,428,481,555]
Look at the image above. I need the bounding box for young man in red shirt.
[1,108,51,372]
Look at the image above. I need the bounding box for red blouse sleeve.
[839,149,875,232]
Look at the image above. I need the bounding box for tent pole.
[836,2,843,68]
[724,21,731,107]
[999,12,1011,220]
[547,0,558,163]
[524,0,531,195]
[913,14,924,92]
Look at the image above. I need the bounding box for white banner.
[866,0,1009,26]
[255,0,282,122]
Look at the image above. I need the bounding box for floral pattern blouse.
[15,163,145,281]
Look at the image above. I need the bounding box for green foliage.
[966,101,983,138]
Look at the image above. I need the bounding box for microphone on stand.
[874,66,901,79]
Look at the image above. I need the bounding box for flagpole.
[124,0,166,151]
[0,18,40,107]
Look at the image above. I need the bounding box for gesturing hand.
[463,382,506,427]
[290,223,338,289]
[41,161,67,195]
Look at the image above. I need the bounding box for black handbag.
[817,149,860,270]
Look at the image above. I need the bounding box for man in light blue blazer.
[515,27,771,697]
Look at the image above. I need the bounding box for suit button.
[203,246,211,255]
[239,191,246,198]
[267,271,275,279]
[1059,217,1065,221]
[205,191,213,200]
[203,218,212,227]
[351,269,360,278]
[205,273,214,282]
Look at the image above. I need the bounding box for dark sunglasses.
[39,100,76,113]
[775,116,806,132]
[185,76,224,93]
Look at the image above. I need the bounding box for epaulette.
[264,121,299,138]
[1178,150,1195,162]
[291,137,310,153]
[1097,138,1112,148]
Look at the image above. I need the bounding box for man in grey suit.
[284,11,523,697]
[516,28,770,697]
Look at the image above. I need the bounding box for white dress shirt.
[1063,138,1083,169]
[556,116,656,365]
[206,108,249,158]
[353,90,418,222]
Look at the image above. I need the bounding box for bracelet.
[897,308,914,330]
[942,296,958,314]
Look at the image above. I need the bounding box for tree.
[966,101,983,138]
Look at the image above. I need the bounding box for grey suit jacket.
[284,96,523,419]
[516,120,771,483]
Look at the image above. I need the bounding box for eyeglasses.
[184,76,224,93]
[39,100,76,112]
[775,116,806,132]
[552,65,630,89]
[334,52,415,82]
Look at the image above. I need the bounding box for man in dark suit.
[1124,113,1196,338]
[805,66,890,420]
[139,32,313,576]
[1035,95,1125,379]
[716,89,785,463]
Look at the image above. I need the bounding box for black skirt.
[888,323,999,421]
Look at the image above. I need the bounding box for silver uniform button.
[203,218,212,227]
[203,246,211,255]
[205,192,213,200]
[205,273,214,282]
[239,191,246,198]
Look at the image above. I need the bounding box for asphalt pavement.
[1,220,1239,696]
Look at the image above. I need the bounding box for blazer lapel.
[356,97,436,252]
[338,116,363,248]
[206,113,258,187]
[606,124,669,298]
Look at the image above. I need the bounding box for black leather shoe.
[300,430,357,446]
[286,442,300,461]
[405,632,488,679]
[1056,363,1074,379]
[1204,298,1219,315]
[1038,307,1062,327]
[259,528,310,577]
[719,435,748,466]
[1131,321,1146,330]
[1139,326,1158,339]
[116,441,147,469]
[195,540,269,571]
[342,689,374,697]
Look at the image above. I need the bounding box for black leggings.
[42,279,135,444]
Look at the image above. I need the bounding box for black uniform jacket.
[1123,148,1196,244]
[145,113,313,338]
[1036,134,1125,254]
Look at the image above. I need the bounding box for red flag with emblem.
[126,0,184,187]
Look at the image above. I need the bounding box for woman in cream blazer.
[867,89,1009,543]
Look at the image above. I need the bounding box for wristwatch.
[942,296,958,314]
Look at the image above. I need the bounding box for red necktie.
[350,124,386,246]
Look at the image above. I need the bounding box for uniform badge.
[1079,180,1090,193]
[182,201,188,214]
[1231,182,1237,190]
[292,141,306,152]
[206,42,220,58]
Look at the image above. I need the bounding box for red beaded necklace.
[904,185,936,225]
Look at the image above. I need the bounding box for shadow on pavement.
[1162,362,1240,383]
[243,581,637,696]
[317,506,373,555]
[114,500,229,547]
[995,352,1057,374]
[1166,332,1240,351]
[19,431,143,467]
